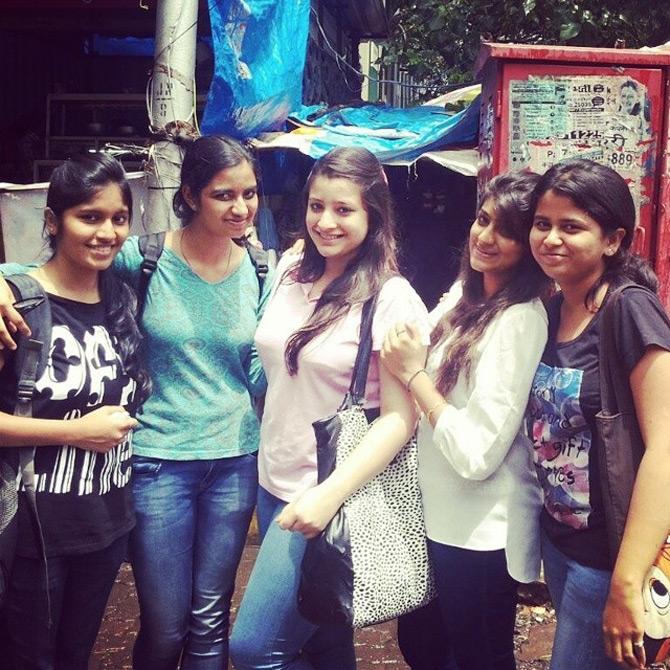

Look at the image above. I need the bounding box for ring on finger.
[633,640,644,648]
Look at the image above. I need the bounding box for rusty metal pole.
[144,0,199,232]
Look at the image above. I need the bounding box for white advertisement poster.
[509,75,654,211]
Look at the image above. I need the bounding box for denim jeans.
[2,533,128,670]
[541,531,621,670]
[427,540,519,670]
[130,453,257,670]
[229,486,356,670]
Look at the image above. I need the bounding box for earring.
[605,248,614,256]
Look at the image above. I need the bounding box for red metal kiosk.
[476,43,670,306]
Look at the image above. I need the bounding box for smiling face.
[306,176,369,271]
[185,161,258,239]
[48,182,130,273]
[468,197,525,295]
[529,190,624,289]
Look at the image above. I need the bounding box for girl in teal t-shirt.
[123,137,270,669]
[0,136,270,669]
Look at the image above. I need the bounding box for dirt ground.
[90,543,558,670]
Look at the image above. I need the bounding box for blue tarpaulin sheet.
[287,98,481,162]
[203,0,310,139]
[88,36,214,57]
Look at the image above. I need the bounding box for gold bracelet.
[406,368,427,391]
[426,401,446,424]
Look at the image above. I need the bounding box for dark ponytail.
[99,271,151,409]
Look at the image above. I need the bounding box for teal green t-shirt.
[2,237,270,460]
[113,236,270,459]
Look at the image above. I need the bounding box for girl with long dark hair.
[229,146,429,669]
[526,158,670,670]
[0,136,270,670]
[382,172,551,670]
[0,154,147,669]
[115,135,269,670]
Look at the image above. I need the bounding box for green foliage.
[383,0,670,91]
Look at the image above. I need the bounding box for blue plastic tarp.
[288,98,481,162]
[203,0,310,139]
[88,36,214,58]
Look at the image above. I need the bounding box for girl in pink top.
[230,147,428,670]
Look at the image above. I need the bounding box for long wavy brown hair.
[284,147,398,375]
[432,172,551,396]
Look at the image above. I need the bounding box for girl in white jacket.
[383,172,552,670]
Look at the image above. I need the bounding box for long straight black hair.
[45,154,150,405]
[284,147,398,374]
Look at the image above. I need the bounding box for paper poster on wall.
[508,75,654,213]
[478,97,496,193]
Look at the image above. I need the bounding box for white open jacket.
[419,282,548,583]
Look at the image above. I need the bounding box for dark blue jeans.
[2,532,128,670]
[397,599,456,670]
[399,541,519,670]
[130,453,257,670]
[229,486,356,670]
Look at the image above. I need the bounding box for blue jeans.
[2,533,127,670]
[130,453,257,670]
[229,487,356,670]
[427,540,519,670]
[541,532,621,670]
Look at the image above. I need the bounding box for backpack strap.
[137,232,166,320]
[5,275,51,391]
[138,232,268,303]
[244,239,270,294]
[4,274,52,625]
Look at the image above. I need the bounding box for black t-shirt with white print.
[0,293,137,558]
[526,286,670,569]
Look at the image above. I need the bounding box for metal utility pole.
[145,0,199,232]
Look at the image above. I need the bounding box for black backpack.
[136,232,270,319]
[0,275,50,609]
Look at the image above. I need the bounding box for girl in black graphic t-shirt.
[0,155,149,669]
[527,159,670,670]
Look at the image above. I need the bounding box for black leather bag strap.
[598,282,644,416]
[137,231,166,320]
[348,295,379,405]
[597,282,646,561]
